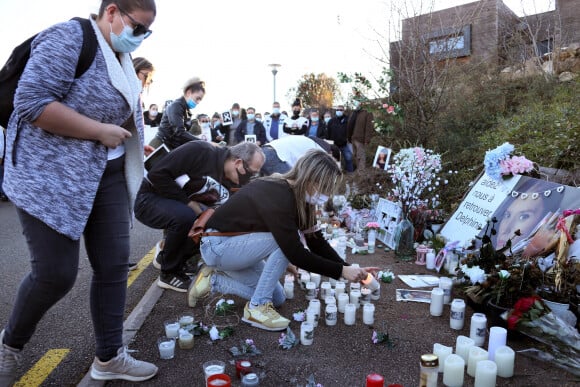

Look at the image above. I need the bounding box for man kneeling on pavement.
[134,141,265,292]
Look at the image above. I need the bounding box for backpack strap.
[71,17,97,78]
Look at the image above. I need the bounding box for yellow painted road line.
[127,246,156,288]
[14,349,70,387]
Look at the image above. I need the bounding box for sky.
[0,0,554,116]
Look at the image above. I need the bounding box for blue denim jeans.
[4,156,129,361]
[200,231,287,306]
[340,144,354,172]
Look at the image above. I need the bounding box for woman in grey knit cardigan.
[0,1,159,385]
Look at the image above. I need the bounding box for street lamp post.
[268,64,281,102]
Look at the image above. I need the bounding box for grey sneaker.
[0,330,21,387]
[90,347,158,382]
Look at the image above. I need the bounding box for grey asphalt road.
[0,199,163,386]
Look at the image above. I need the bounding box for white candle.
[299,272,310,289]
[284,281,294,299]
[494,345,515,378]
[439,277,453,304]
[455,335,475,363]
[325,303,338,326]
[349,281,361,293]
[370,283,381,300]
[469,313,487,346]
[426,251,436,270]
[449,299,466,330]
[328,277,337,287]
[324,295,336,306]
[467,346,488,377]
[360,288,371,304]
[433,343,453,373]
[164,321,180,339]
[487,326,507,361]
[309,299,321,325]
[305,281,317,300]
[474,360,497,387]
[361,273,380,291]
[310,273,322,287]
[157,337,175,360]
[306,307,318,327]
[443,354,465,387]
[178,331,194,350]
[430,288,444,317]
[337,293,349,313]
[320,281,331,299]
[300,321,314,345]
[179,315,194,328]
[349,289,361,308]
[362,303,375,325]
[344,303,356,325]
[335,281,346,296]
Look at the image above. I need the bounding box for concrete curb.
[77,280,164,387]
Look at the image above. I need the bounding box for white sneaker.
[0,330,21,387]
[90,347,158,382]
[152,241,163,270]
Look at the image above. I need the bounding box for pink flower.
[387,105,395,114]
[382,103,388,108]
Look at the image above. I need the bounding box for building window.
[426,25,471,59]
[536,38,553,56]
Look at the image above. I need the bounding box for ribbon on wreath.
[556,209,580,244]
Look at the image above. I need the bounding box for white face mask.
[149,110,158,117]
[305,192,329,206]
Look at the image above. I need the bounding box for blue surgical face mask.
[110,16,144,53]
[247,113,255,120]
[311,116,319,122]
[305,192,329,206]
[324,117,331,124]
[187,98,197,109]
[336,111,344,117]
[232,110,240,116]
[201,122,210,130]
[272,108,280,115]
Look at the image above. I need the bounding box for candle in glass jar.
[350,289,361,308]
[455,335,475,363]
[362,303,375,325]
[178,331,194,350]
[157,337,176,360]
[164,320,180,339]
[344,303,356,325]
[179,315,194,328]
[325,303,338,326]
[337,293,349,313]
[366,373,384,387]
[305,281,317,300]
[469,313,487,346]
[320,281,331,299]
[300,321,314,345]
[360,288,371,304]
[474,360,497,387]
[449,299,466,330]
[487,326,507,361]
[362,273,380,291]
[433,343,452,373]
[430,288,444,317]
[299,272,310,289]
[309,299,321,325]
[442,354,465,387]
[467,346,488,377]
[235,360,252,379]
[335,281,346,296]
[494,346,515,378]
[284,280,294,299]
[310,273,321,287]
[426,251,436,270]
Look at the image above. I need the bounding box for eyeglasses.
[242,160,260,178]
[117,5,153,38]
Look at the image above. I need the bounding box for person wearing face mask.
[0,0,159,383]
[226,102,243,146]
[283,98,309,136]
[151,77,205,150]
[144,103,162,127]
[210,112,226,144]
[235,107,267,145]
[327,105,354,172]
[189,149,379,330]
[134,141,265,294]
[306,108,327,139]
[196,114,213,142]
[264,101,286,142]
[347,98,374,172]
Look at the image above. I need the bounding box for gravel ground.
[106,248,579,387]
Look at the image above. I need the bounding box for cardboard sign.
[221,111,233,126]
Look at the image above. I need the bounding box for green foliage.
[291,73,340,110]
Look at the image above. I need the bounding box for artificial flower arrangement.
[278,327,299,350]
[215,298,235,316]
[371,322,395,348]
[483,142,535,182]
[377,269,395,283]
[364,222,380,231]
[506,296,580,376]
[292,309,306,322]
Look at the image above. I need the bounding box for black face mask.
[292,110,300,117]
[237,167,252,186]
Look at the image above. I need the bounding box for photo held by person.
[283,98,309,136]
[188,149,379,331]
[134,141,265,293]
[0,0,159,384]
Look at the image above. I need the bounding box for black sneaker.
[157,272,191,293]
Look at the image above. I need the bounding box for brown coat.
[348,109,374,144]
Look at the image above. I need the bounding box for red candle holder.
[235,359,252,379]
[366,373,384,387]
[415,244,429,265]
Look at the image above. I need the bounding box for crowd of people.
[0,0,378,385]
